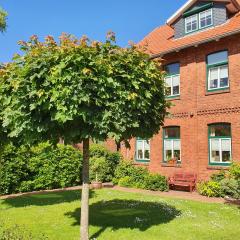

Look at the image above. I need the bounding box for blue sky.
[0,0,186,63]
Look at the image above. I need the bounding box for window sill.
[161,163,182,168]
[166,96,180,101]
[134,161,149,166]
[205,88,230,96]
[207,165,230,170]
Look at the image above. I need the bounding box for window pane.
[222,151,231,162]
[137,150,143,159]
[211,139,220,151]
[222,139,231,162]
[174,150,181,161]
[209,67,218,89]
[144,150,150,160]
[165,77,171,86]
[165,63,180,75]
[172,75,180,95]
[136,140,143,159]
[165,150,172,161]
[173,140,181,161]
[221,139,231,151]
[200,9,212,28]
[207,51,228,65]
[206,14,212,25]
[192,20,197,31]
[164,127,180,138]
[173,140,180,150]
[144,140,150,159]
[211,150,220,162]
[164,140,172,150]
[209,124,231,137]
[211,139,220,162]
[172,75,179,86]
[137,140,142,149]
[220,66,228,87]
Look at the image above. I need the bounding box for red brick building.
[118,0,240,180]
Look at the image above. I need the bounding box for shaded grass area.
[0,189,240,240]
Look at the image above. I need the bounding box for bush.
[229,162,240,180]
[197,181,223,197]
[0,142,121,195]
[144,173,169,191]
[89,144,121,182]
[210,170,226,182]
[118,176,135,187]
[113,160,168,192]
[90,156,111,182]
[220,178,240,199]
[0,142,82,195]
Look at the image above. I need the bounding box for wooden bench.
[168,172,197,192]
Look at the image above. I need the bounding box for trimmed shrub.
[144,173,169,191]
[0,142,121,195]
[0,142,82,194]
[113,160,168,192]
[197,181,223,197]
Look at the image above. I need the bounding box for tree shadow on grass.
[65,199,181,239]
[1,190,95,208]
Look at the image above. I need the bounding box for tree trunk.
[80,138,90,240]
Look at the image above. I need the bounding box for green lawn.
[0,189,239,240]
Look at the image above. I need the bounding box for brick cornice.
[166,106,240,119]
[197,106,240,116]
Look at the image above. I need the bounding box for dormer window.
[185,15,198,33]
[184,7,213,34]
[199,9,213,29]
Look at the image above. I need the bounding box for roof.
[139,12,240,57]
[167,0,240,25]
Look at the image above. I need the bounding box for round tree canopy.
[0,33,168,144]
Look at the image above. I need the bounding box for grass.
[0,189,239,240]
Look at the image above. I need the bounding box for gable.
[173,1,227,39]
[167,0,240,26]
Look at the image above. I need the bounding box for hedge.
[113,161,168,191]
[0,142,121,195]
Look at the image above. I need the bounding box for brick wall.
[118,34,240,180]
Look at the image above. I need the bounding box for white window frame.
[165,74,180,97]
[164,139,181,162]
[199,8,213,29]
[208,65,229,90]
[209,138,232,163]
[136,139,150,161]
[185,14,198,33]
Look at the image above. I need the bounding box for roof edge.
[167,0,197,25]
[150,28,240,58]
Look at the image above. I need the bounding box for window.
[185,14,198,33]
[207,51,229,91]
[136,139,150,163]
[199,9,213,29]
[209,123,232,165]
[165,63,180,97]
[185,8,213,34]
[163,127,181,162]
